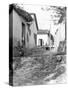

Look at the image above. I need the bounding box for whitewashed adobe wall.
[13,9,25,47]
[51,22,65,51]
[27,19,37,48]
[13,9,37,48]
[37,34,48,46]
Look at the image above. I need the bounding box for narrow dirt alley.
[13,48,66,86]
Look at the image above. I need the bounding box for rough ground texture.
[13,47,66,86]
[12,41,66,86]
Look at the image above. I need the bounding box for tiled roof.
[9,4,33,22]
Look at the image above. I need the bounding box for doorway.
[22,23,25,47]
[39,39,43,46]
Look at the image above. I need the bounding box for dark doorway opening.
[22,23,25,47]
[39,39,43,46]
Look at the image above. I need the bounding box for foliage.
[47,6,66,24]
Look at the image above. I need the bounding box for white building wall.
[13,9,37,48]
[28,20,37,48]
[51,22,65,51]
[37,34,48,46]
[13,9,27,47]
[13,10,23,46]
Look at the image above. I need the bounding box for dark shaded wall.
[9,10,13,86]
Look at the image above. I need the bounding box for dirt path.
[13,54,66,86]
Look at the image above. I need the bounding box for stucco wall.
[51,23,65,51]
[27,20,37,48]
[13,9,27,47]
[12,9,37,49]
[37,34,48,46]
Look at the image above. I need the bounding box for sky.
[18,4,65,46]
[19,4,52,30]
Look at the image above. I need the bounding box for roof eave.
[9,4,33,22]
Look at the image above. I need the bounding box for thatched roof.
[37,30,49,34]
[9,4,33,22]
